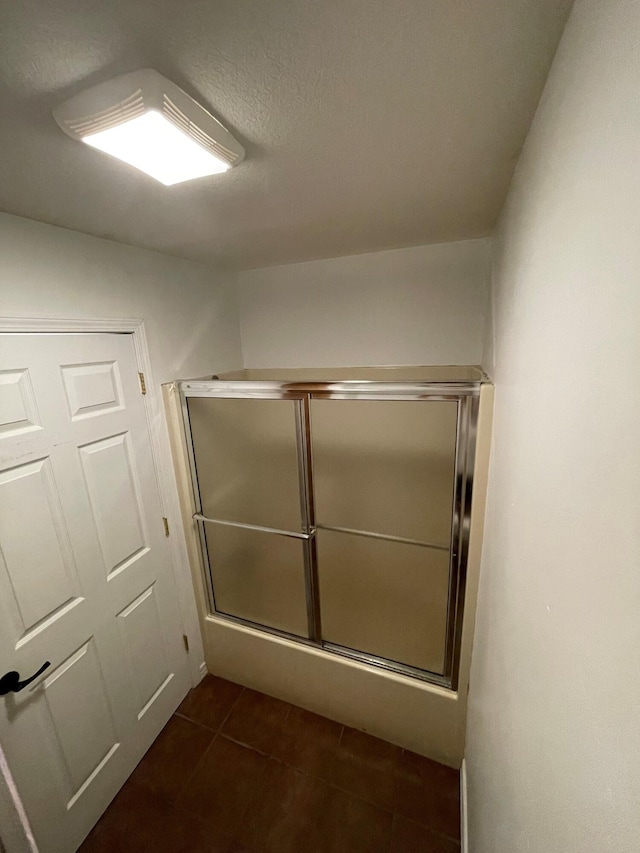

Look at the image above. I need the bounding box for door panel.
[79,432,148,577]
[0,367,42,438]
[0,332,191,853]
[310,398,458,676]
[61,360,124,421]
[0,456,82,633]
[117,583,173,720]
[42,639,120,804]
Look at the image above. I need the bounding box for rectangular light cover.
[83,111,230,186]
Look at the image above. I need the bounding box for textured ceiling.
[0,0,573,269]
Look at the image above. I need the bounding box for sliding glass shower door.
[310,399,458,675]
[186,396,311,638]
[180,376,477,687]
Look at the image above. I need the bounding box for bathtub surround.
[164,372,493,767]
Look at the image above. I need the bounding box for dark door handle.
[0,661,51,696]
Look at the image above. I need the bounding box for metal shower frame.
[179,376,480,691]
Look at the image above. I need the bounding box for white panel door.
[0,333,191,853]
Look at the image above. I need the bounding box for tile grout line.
[174,685,247,807]
[216,701,458,846]
[225,694,299,850]
[215,684,247,737]
[173,710,218,731]
[97,678,461,852]
[219,731,276,759]
[201,688,333,850]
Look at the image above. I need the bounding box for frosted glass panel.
[311,399,458,545]
[188,397,302,531]
[205,525,308,637]
[317,529,450,674]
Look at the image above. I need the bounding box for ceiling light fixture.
[53,69,245,186]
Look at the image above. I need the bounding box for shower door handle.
[193,513,316,540]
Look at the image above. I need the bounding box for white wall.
[237,239,491,368]
[0,213,242,382]
[467,2,640,851]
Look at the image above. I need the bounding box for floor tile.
[393,781,460,841]
[142,805,232,853]
[237,761,328,853]
[129,714,215,804]
[177,674,244,732]
[221,688,291,754]
[310,786,393,853]
[329,726,402,811]
[269,704,342,779]
[178,736,270,835]
[79,779,167,852]
[82,678,462,853]
[389,815,460,853]
[398,750,460,799]
[395,750,460,839]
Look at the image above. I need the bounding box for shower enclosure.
[178,367,487,689]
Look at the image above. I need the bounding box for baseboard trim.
[198,661,208,682]
[460,758,468,852]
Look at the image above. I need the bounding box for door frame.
[0,316,206,853]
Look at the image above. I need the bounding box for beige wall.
[467,1,640,851]
[0,212,242,382]
[237,239,491,368]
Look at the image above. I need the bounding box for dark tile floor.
[81,675,460,853]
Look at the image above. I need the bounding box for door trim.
[0,316,206,853]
